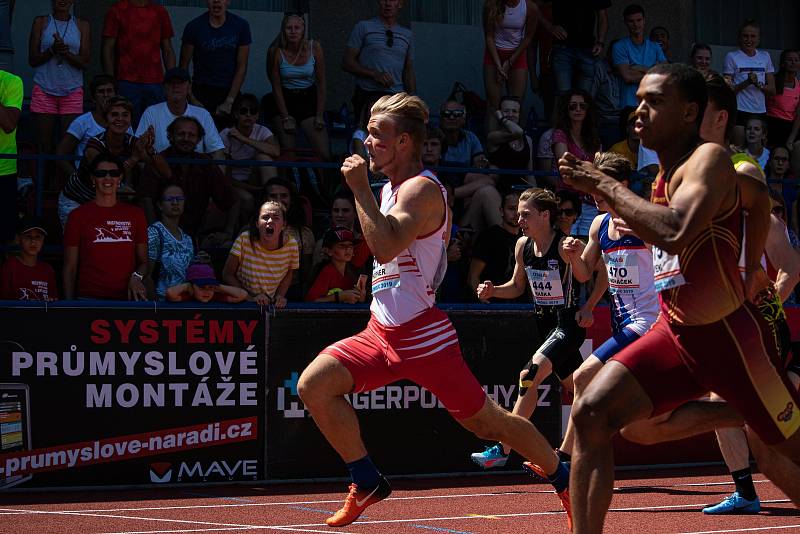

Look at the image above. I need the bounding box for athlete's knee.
[572,364,597,395]
[572,394,617,440]
[297,356,349,405]
[460,401,504,441]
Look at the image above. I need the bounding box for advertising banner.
[0,304,265,488]
[267,306,562,478]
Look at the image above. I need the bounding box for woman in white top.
[482,0,537,129]
[28,0,90,165]
[723,20,776,146]
[268,12,331,161]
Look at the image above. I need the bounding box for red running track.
[0,467,798,533]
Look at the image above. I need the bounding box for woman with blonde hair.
[268,12,330,161]
[482,0,538,129]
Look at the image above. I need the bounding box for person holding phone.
[305,226,367,303]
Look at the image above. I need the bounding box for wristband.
[131,271,143,281]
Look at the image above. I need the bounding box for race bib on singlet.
[525,267,565,305]
[372,258,401,293]
[604,255,640,295]
[652,246,686,292]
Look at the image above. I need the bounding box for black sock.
[556,449,571,463]
[346,455,380,488]
[731,468,757,501]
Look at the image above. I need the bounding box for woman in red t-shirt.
[305,227,366,304]
[62,154,148,300]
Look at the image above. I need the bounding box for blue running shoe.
[470,444,508,468]
[702,492,760,515]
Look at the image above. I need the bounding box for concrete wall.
[8,0,773,119]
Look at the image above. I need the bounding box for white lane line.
[678,526,800,534]
[102,528,353,534]
[263,499,794,529]
[0,490,537,515]
[0,509,263,529]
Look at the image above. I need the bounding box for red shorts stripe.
[613,302,800,445]
[319,307,486,420]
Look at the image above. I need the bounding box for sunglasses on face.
[559,208,577,216]
[772,206,786,215]
[385,29,394,47]
[238,106,258,116]
[162,195,185,203]
[568,102,588,111]
[774,156,790,162]
[92,169,123,178]
[442,109,466,119]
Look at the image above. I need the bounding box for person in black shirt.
[471,188,587,478]
[468,190,522,302]
[550,0,611,97]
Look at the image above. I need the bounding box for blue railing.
[2,152,791,219]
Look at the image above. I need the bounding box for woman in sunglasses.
[58,95,169,228]
[221,93,280,226]
[551,88,601,236]
[268,12,331,161]
[62,154,148,301]
[555,189,581,236]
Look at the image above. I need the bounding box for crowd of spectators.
[1,0,800,306]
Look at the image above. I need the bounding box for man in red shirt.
[0,216,57,301]
[102,0,176,122]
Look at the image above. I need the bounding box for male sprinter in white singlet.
[297,93,572,529]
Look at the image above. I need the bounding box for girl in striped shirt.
[222,200,299,306]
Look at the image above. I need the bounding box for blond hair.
[370,92,429,157]
[593,152,632,182]
[519,187,559,227]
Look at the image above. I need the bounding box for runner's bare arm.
[737,167,772,278]
[489,236,528,299]
[766,214,800,302]
[348,170,441,264]
[560,144,735,254]
[567,215,603,282]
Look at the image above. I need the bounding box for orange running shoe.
[522,460,547,480]
[325,476,391,527]
[522,462,572,531]
[557,486,573,531]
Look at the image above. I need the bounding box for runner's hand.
[744,268,771,305]
[477,280,494,300]
[612,217,639,237]
[575,306,594,328]
[342,154,371,192]
[559,152,605,194]
[562,236,585,258]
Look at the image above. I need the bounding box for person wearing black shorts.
[471,187,590,469]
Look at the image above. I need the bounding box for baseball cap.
[323,226,356,248]
[186,263,219,286]
[16,215,47,236]
[163,67,190,83]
